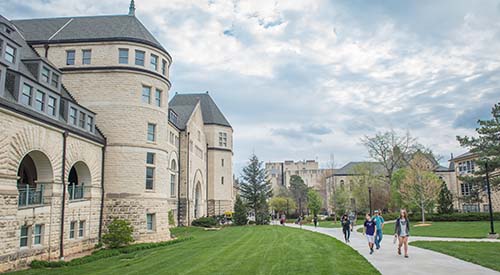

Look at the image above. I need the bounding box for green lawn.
[10,226,379,275]
[411,241,500,272]
[357,221,499,239]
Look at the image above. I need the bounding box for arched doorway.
[194,181,202,218]
[67,161,91,200]
[17,151,53,207]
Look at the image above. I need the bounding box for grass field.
[10,226,379,275]
[411,241,500,272]
[357,221,500,238]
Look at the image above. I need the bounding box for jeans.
[343,227,350,241]
[375,229,383,248]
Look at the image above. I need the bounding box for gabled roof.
[169,93,231,130]
[334,161,385,176]
[11,14,170,60]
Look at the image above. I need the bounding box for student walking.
[373,210,385,250]
[394,209,410,258]
[341,214,351,243]
[348,212,356,232]
[313,215,318,228]
[363,213,376,255]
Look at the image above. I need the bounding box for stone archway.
[67,161,91,200]
[17,150,53,207]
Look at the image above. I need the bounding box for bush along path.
[283,223,500,275]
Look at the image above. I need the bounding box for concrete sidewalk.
[284,223,499,275]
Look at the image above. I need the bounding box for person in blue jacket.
[372,209,385,250]
[363,213,376,255]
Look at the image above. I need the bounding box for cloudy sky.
[3,0,500,172]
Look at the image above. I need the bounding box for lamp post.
[485,162,497,237]
[368,186,372,216]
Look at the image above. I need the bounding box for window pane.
[70,222,75,239]
[79,112,86,128]
[66,50,75,65]
[21,84,32,106]
[20,226,28,247]
[87,116,94,132]
[79,221,84,237]
[35,90,45,111]
[82,50,91,65]
[119,49,129,64]
[135,50,145,66]
[142,86,151,103]
[155,89,161,107]
[146,152,155,164]
[34,224,42,245]
[146,167,154,189]
[5,44,15,63]
[147,123,156,142]
[41,67,50,83]
[162,60,167,75]
[147,214,153,230]
[170,174,176,197]
[70,107,78,125]
[150,54,158,70]
[51,73,59,87]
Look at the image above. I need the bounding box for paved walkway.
[283,223,500,275]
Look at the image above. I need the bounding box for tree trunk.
[421,202,425,224]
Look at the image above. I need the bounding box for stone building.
[0,2,233,271]
[449,152,500,213]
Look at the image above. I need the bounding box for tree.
[270,196,296,215]
[331,185,350,216]
[399,152,442,223]
[349,163,388,213]
[457,102,500,193]
[233,195,248,226]
[255,193,270,225]
[307,189,323,216]
[437,182,454,214]
[361,130,419,187]
[289,175,308,215]
[102,219,134,248]
[239,154,272,225]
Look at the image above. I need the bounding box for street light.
[485,161,497,237]
[368,186,372,216]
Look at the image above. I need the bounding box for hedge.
[30,237,193,269]
[191,217,218,228]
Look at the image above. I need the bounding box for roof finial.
[128,0,136,16]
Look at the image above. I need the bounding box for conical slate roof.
[11,14,170,59]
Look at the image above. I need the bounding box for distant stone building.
[449,152,500,213]
[0,2,233,271]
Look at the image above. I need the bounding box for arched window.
[17,151,53,207]
[170,159,177,171]
[194,182,202,218]
[68,161,91,200]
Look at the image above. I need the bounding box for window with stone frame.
[147,123,156,142]
[221,158,224,167]
[218,132,227,147]
[142,86,151,104]
[66,50,75,65]
[87,116,94,132]
[170,174,176,198]
[33,224,43,245]
[118,48,129,64]
[162,59,167,75]
[69,221,76,239]
[79,111,86,128]
[221,176,224,185]
[146,167,154,190]
[135,50,145,66]
[47,96,57,116]
[20,225,29,247]
[146,152,155,165]
[150,54,158,70]
[460,182,472,196]
[146,213,155,231]
[35,90,45,112]
[82,49,91,65]
[78,221,85,238]
[21,83,33,106]
[155,89,162,107]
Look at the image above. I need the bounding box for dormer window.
[21,84,33,106]
[79,112,86,128]
[69,107,78,125]
[41,67,50,83]
[35,90,45,112]
[87,116,94,133]
[5,44,15,63]
[47,96,57,116]
[51,73,59,88]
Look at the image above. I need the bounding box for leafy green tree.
[331,185,350,216]
[307,189,323,216]
[233,195,248,226]
[350,163,388,213]
[289,175,308,215]
[102,219,134,248]
[389,168,405,209]
[457,102,500,194]
[270,196,296,214]
[240,154,272,224]
[437,182,454,214]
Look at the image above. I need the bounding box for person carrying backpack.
[341,214,351,243]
